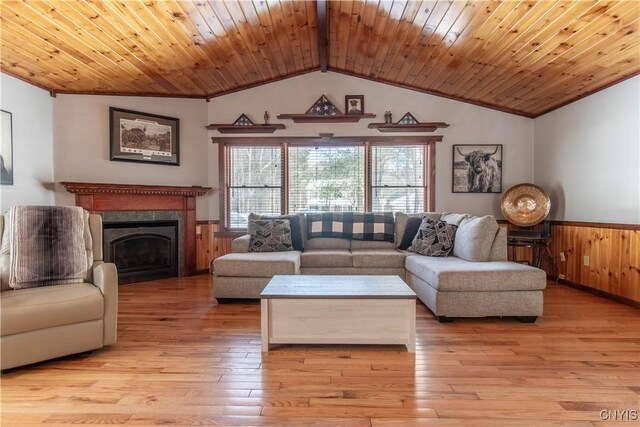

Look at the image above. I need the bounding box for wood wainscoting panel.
[550,224,640,304]
[196,222,234,272]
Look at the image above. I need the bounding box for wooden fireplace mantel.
[62,182,211,277]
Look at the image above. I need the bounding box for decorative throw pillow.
[408,218,457,257]
[398,217,423,250]
[248,213,303,250]
[249,219,293,252]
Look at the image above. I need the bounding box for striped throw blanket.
[306,212,395,242]
[9,205,88,289]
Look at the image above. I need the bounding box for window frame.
[216,136,440,232]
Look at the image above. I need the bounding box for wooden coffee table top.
[260,275,416,299]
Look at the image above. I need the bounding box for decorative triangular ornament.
[233,114,254,126]
[397,112,419,125]
[305,95,342,116]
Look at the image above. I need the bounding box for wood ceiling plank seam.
[425,0,517,90]
[335,0,356,70]
[417,1,497,90]
[361,0,402,76]
[327,0,340,70]
[384,0,439,82]
[444,1,572,95]
[445,0,551,96]
[405,0,469,86]
[83,0,206,94]
[371,0,423,79]
[514,36,640,113]
[396,0,456,85]
[99,0,213,94]
[343,0,369,72]
[161,0,238,92]
[264,0,298,74]
[22,0,152,93]
[248,2,289,76]
[486,5,640,108]
[54,0,176,94]
[344,0,378,72]
[278,0,307,72]
[210,0,271,82]
[235,0,281,78]
[290,0,315,70]
[0,43,83,90]
[174,1,245,89]
[353,0,383,76]
[303,0,320,68]
[134,0,223,95]
[459,0,589,99]
[0,2,143,93]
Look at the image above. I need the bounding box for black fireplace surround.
[103,220,178,284]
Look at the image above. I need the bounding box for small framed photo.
[1,110,13,185]
[345,95,364,115]
[452,144,503,193]
[110,107,180,166]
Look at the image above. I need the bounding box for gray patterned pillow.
[408,218,457,257]
[249,219,293,252]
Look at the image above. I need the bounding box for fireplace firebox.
[103,221,178,284]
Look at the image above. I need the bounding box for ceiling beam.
[317,0,328,72]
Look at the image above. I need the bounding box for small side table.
[507,234,549,268]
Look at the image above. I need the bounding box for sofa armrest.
[92,261,118,346]
[232,234,251,253]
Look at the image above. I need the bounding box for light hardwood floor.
[1,275,639,426]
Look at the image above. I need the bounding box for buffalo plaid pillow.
[306,212,394,243]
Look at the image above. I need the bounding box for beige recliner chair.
[0,210,118,370]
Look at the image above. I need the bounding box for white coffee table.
[260,275,417,352]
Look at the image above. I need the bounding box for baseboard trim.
[556,278,640,309]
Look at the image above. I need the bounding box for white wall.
[53,95,212,219]
[534,76,640,224]
[0,74,55,210]
[208,71,534,218]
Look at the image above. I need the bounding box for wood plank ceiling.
[1,1,638,117]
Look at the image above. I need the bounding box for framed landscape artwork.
[109,107,180,166]
[1,110,13,185]
[452,144,503,193]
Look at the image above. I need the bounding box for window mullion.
[282,143,288,215]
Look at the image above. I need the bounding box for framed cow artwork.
[452,144,503,193]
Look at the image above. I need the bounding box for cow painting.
[452,145,503,193]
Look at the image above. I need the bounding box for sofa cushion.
[300,250,352,268]
[405,255,547,292]
[249,219,293,252]
[249,213,304,251]
[440,212,470,226]
[305,237,351,250]
[394,212,441,247]
[350,240,395,250]
[408,218,457,257]
[1,283,104,336]
[452,215,499,262]
[213,251,301,277]
[351,249,406,268]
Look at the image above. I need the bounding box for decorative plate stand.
[368,112,449,132]
[277,95,376,123]
[207,114,285,133]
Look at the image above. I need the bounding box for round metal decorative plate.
[501,183,551,227]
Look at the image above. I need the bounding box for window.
[226,146,282,228]
[371,145,425,213]
[221,139,436,230]
[289,146,365,213]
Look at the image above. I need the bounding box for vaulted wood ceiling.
[1,1,638,117]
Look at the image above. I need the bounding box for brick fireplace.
[62,182,210,279]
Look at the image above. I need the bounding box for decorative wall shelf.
[277,95,376,123]
[207,113,285,133]
[368,112,449,132]
[368,122,449,132]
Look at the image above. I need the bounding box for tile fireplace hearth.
[62,182,210,279]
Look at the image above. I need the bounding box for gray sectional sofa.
[212,212,547,322]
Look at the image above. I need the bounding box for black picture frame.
[345,95,364,115]
[109,107,180,166]
[452,144,503,193]
[1,110,14,185]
